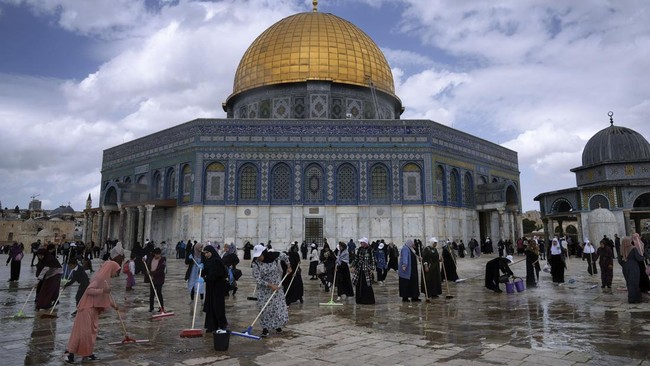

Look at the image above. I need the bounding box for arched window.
[152,171,163,199]
[271,163,292,202]
[238,164,258,201]
[450,169,461,205]
[304,164,323,203]
[205,162,225,201]
[337,164,357,203]
[435,165,445,202]
[402,163,421,201]
[370,164,389,202]
[166,168,176,199]
[124,176,132,184]
[181,164,192,203]
[464,172,474,206]
[589,194,610,210]
[137,175,148,185]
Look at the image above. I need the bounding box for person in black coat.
[202,245,228,332]
[282,245,304,305]
[485,255,514,293]
[63,257,89,316]
[243,241,254,260]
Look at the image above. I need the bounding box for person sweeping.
[251,245,291,337]
[64,261,120,364]
[484,255,514,293]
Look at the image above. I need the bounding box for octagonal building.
[85,5,522,250]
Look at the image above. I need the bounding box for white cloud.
[1,0,649,213]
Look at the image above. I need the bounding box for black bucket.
[213,330,230,351]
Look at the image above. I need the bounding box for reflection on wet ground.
[1,252,648,365]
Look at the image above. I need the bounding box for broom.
[418,250,430,302]
[107,289,149,345]
[440,255,454,299]
[284,262,300,299]
[231,270,291,340]
[141,258,174,319]
[247,287,258,301]
[14,286,36,318]
[180,260,204,338]
[319,263,342,306]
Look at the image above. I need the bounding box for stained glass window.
[450,169,460,205]
[402,163,421,201]
[239,164,258,201]
[182,164,192,203]
[464,172,473,206]
[337,164,357,203]
[271,163,291,202]
[304,165,323,202]
[205,163,225,201]
[435,165,445,202]
[152,171,162,199]
[370,164,389,202]
[166,168,176,199]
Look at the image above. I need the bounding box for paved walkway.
[1,250,648,365]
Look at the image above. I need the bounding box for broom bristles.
[180,329,203,338]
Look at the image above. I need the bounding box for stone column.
[117,204,126,244]
[137,206,145,245]
[497,209,505,241]
[144,204,155,243]
[542,218,550,244]
[575,213,583,242]
[125,207,135,250]
[101,209,111,244]
[623,210,632,235]
[82,212,89,243]
[97,210,104,247]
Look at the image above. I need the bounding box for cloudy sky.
[1,0,649,213]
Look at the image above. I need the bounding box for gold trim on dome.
[229,12,395,100]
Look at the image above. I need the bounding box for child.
[144,248,166,312]
[123,253,136,291]
[63,257,89,317]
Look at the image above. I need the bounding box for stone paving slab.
[0,251,648,365]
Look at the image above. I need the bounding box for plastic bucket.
[213,330,230,351]
[514,278,525,293]
[505,282,515,294]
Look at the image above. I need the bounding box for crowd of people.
[3,231,649,362]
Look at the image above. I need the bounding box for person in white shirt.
[582,239,597,276]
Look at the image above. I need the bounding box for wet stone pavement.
[1,251,649,366]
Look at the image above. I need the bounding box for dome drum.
[224,80,401,120]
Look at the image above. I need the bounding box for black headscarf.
[261,249,280,263]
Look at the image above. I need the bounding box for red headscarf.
[77,261,120,311]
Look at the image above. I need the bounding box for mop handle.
[49,270,73,315]
[141,258,164,310]
[105,281,127,336]
[190,258,203,329]
[418,250,429,299]
[250,269,292,328]
[328,263,338,302]
[20,287,36,314]
[284,262,301,298]
[440,254,452,295]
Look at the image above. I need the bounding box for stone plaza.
[1,251,648,366]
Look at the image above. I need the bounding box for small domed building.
[86,4,522,250]
[535,112,650,244]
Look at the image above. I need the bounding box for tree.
[522,218,538,234]
[14,205,19,214]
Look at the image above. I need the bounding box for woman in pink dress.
[64,261,120,363]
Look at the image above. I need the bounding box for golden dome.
[230,11,395,100]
